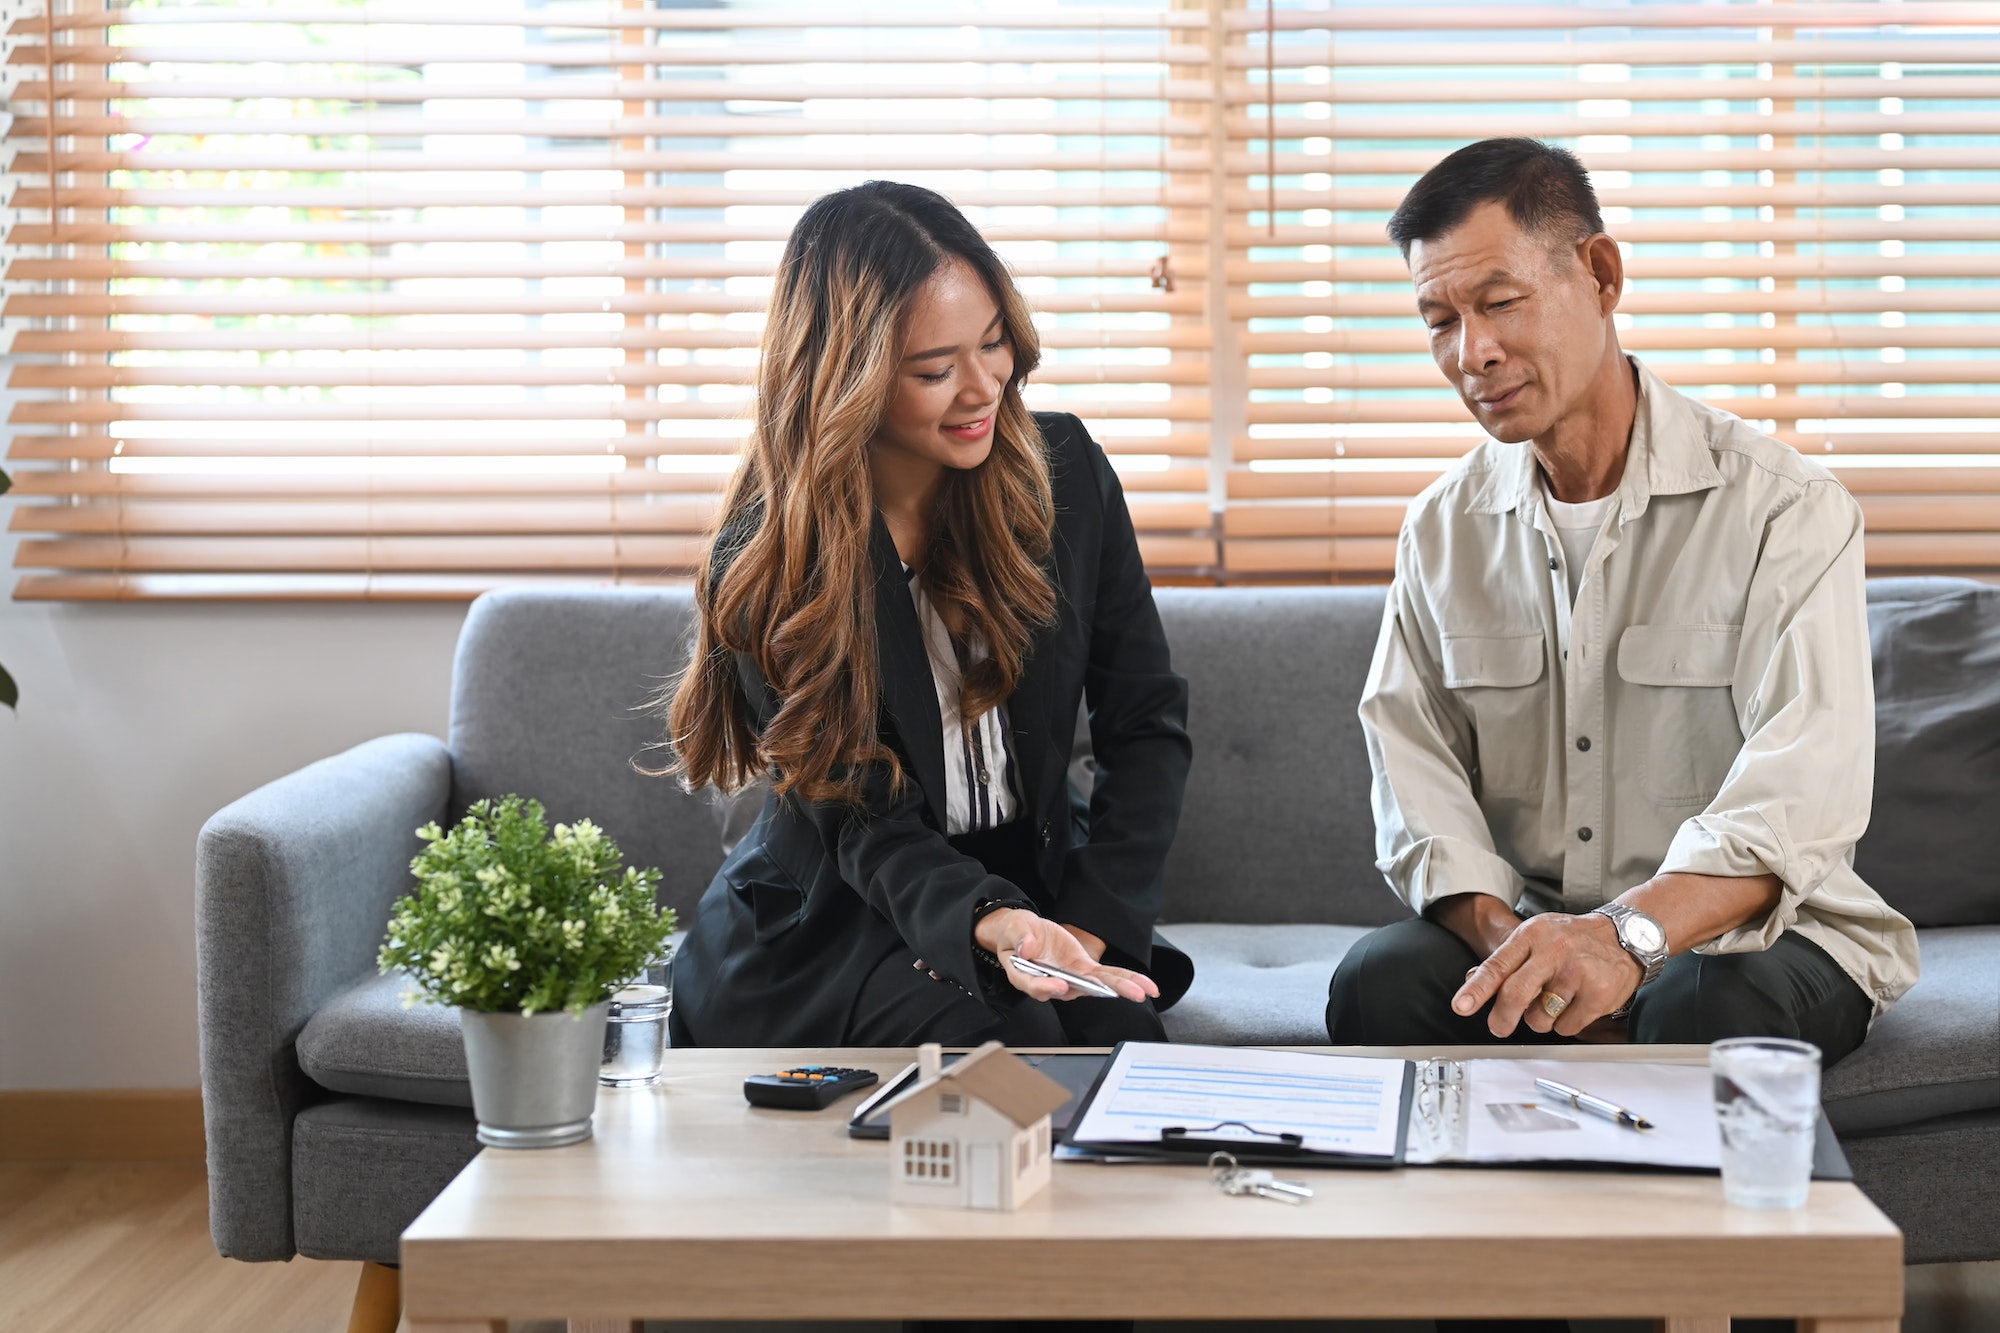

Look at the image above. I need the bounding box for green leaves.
[378,794,676,1015]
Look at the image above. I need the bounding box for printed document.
[1067,1042,1406,1159]
[1405,1058,1722,1169]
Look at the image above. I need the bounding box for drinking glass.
[1710,1037,1821,1209]
[600,984,670,1087]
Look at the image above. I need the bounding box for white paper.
[1458,1059,1721,1169]
[1067,1042,1406,1159]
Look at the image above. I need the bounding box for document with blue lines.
[1067,1042,1408,1160]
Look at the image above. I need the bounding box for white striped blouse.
[904,566,1021,835]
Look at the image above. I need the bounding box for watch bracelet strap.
[973,896,1034,923]
[1591,904,1667,1013]
[971,898,1036,973]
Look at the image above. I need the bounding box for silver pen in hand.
[1008,953,1121,999]
[1535,1076,1655,1131]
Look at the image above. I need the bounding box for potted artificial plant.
[380,794,676,1148]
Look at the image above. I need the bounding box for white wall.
[0,558,466,1089]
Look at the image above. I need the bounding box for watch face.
[1624,913,1667,955]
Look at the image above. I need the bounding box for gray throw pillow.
[1853,578,2000,927]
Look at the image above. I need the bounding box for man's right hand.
[1429,893,1635,1040]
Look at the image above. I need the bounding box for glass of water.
[1710,1037,1821,1209]
[600,984,670,1087]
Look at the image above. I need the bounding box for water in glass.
[600,984,670,1087]
[1710,1037,1820,1209]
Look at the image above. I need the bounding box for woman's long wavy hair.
[666,181,1056,805]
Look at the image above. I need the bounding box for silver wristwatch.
[1590,901,1669,989]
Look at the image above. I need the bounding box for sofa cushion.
[299,928,1988,1139]
[1822,925,2000,1134]
[1160,922,1371,1045]
[297,971,470,1107]
[292,1097,479,1266]
[1854,577,2000,927]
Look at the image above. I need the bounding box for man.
[1325,138,1918,1060]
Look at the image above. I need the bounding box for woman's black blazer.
[669,412,1194,1047]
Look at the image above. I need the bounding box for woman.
[666,180,1192,1048]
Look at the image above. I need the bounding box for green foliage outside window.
[380,795,675,1015]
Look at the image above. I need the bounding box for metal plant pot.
[459,1002,609,1148]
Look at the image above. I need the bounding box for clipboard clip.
[1158,1120,1306,1155]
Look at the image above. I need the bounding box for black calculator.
[742,1065,881,1111]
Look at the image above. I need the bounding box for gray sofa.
[196,579,2000,1269]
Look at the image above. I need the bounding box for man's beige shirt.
[1361,356,1918,1015]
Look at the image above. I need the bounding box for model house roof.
[880,1040,1072,1129]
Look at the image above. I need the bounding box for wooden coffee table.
[401,1045,1902,1332]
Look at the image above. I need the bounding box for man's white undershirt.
[1540,473,1618,607]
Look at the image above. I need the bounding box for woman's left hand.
[975,908,1159,1003]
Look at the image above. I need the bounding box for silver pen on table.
[1534,1076,1655,1131]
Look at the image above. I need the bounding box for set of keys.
[1208,1151,1314,1205]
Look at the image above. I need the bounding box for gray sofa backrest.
[446,576,2000,933]
[446,584,1403,928]
[449,588,724,920]
[1854,576,2000,928]
[1152,586,1403,926]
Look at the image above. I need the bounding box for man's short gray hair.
[1387,138,1605,260]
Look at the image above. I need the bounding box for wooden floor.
[0,1163,359,1333]
[2,1163,1995,1332]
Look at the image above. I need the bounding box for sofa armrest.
[195,732,452,1261]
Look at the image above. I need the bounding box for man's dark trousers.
[1325,916,1873,1065]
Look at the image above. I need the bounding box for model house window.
[8,2,1995,597]
[938,1091,965,1116]
[903,1138,955,1183]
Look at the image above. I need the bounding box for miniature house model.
[881,1040,1071,1211]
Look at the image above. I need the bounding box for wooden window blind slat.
[10,430,1214,461]
[29,7,1215,31]
[1220,37,2000,65]
[11,327,1216,353]
[11,397,1217,424]
[1233,3,2000,28]
[8,1,1999,599]
[5,41,1219,67]
[23,2,1992,31]
[11,78,1225,102]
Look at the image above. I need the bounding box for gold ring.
[1539,991,1570,1019]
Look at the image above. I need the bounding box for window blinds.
[5,2,1214,597]
[1228,1,2000,578]
[6,1,1999,598]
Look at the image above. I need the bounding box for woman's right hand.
[974,908,1159,1004]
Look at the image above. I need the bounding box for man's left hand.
[1452,913,1642,1037]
